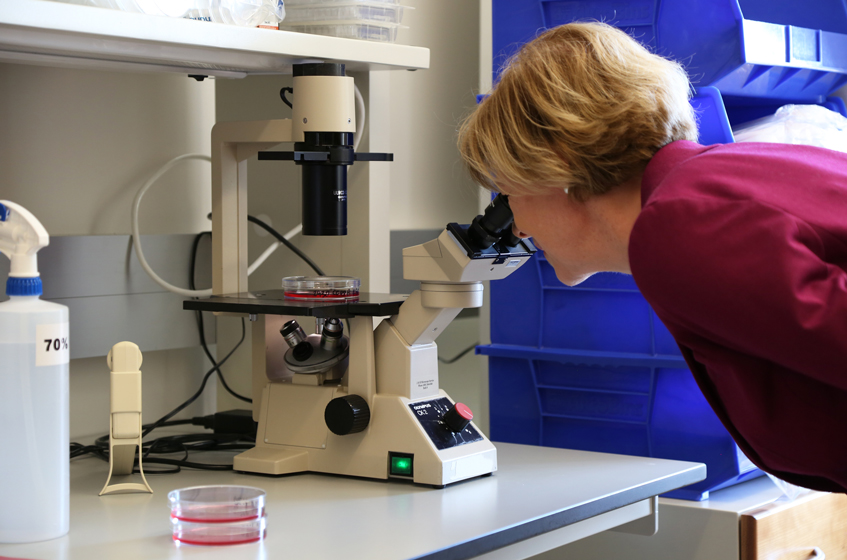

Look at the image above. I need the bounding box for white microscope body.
[234,214,534,487]
[190,62,535,486]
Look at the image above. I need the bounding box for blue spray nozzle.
[6,277,42,296]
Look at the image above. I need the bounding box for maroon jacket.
[629,140,847,493]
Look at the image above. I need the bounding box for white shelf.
[0,0,430,77]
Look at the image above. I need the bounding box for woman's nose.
[512,223,530,238]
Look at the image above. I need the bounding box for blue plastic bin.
[479,348,763,500]
[493,0,847,102]
[488,256,681,356]
[479,256,764,500]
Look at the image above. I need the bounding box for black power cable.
[142,318,246,439]
[438,343,480,364]
[70,319,247,472]
[247,214,325,276]
[68,322,249,473]
[69,216,329,473]
[71,420,255,474]
[190,231,251,404]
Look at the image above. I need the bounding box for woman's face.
[507,190,616,286]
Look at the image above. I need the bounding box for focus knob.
[443,402,473,433]
[325,395,370,435]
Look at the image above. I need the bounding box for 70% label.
[44,337,69,352]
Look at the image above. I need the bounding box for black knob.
[325,395,370,435]
[443,402,473,433]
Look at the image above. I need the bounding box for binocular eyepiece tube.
[467,194,520,250]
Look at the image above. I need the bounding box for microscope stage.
[183,290,407,318]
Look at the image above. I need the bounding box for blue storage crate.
[691,87,735,144]
[488,255,681,356]
[480,254,765,500]
[478,348,763,500]
[493,0,847,102]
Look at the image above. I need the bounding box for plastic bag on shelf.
[188,0,285,26]
[733,104,847,153]
[54,0,194,17]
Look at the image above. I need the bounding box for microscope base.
[233,447,310,475]
[233,383,497,487]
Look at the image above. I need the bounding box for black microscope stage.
[183,291,407,318]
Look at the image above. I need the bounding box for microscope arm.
[392,283,482,346]
[211,119,294,297]
[372,222,533,401]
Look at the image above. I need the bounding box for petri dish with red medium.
[168,485,266,546]
[282,276,360,301]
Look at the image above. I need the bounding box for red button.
[444,402,474,432]
[455,403,473,421]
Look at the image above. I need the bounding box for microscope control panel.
[409,398,484,451]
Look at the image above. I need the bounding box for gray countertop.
[0,442,705,560]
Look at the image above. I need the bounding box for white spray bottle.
[0,201,69,543]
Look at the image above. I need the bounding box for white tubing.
[131,154,213,298]
[132,154,306,297]
[354,83,366,152]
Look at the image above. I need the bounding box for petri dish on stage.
[282,276,360,301]
[168,485,267,545]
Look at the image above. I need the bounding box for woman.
[459,22,847,493]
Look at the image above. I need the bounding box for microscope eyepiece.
[468,194,515,250]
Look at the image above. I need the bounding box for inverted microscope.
[185,62,535,487]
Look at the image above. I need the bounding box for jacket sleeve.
[629,194,847,390]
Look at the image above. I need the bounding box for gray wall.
[388,0,483,230]
[0,63,217,439]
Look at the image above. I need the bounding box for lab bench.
[0,443,704,560]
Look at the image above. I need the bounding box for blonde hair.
[458,22,698,200]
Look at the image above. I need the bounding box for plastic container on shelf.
[286,0,398,5]
[493,0,847,102]
[67,0,193,17]
[279,20,403,41]
[209,0,284,26]
[135,0,194,16]
[284,2,407,24]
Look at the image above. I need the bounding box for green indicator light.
[391,456,413,476]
